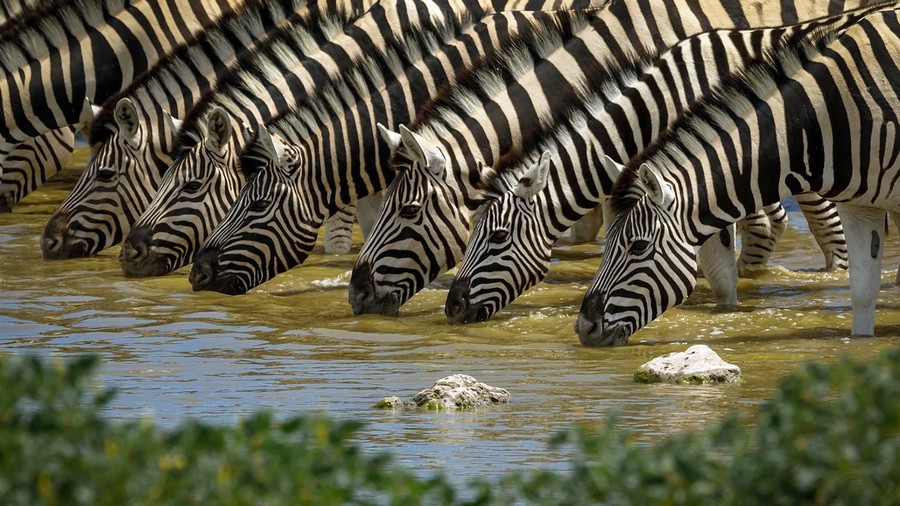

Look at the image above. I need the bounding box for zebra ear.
[162,109,183,135]
[76,98,102,131]
[398,124,444,175]
[377,123,401,151]
[638,163,675,208]
[600,155,625,187]
[255,128,285,165]
[205,107,232,154]
[513,151,552,200]
[114,98,140,143]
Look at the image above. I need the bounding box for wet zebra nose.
[190,249,219,291]
[445,278,470,323]
[348,262,375,314]
[120,226,151,263]
[41,214,69,259]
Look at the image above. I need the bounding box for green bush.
[1,350,898,505]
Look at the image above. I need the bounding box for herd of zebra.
[2,0,898,345]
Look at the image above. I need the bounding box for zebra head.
[41,99,176,259]
[446,152,556,323]
[575,162,696,346]
[119,106,245,277]
[448,153,623,323]
[349,124,485,316]
[190,128,315,295]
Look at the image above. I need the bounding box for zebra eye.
[249,199,270,212]
[96,168,117,182]
[399,204,421,220]
[630,239,651,256]
[490,229,510,244]
[183,181,203,193]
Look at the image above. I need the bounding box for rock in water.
[374,374,510,410]
[634,345,741,384]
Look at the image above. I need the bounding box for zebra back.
[348,0,875,316]
[578,5,900,344]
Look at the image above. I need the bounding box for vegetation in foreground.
[1,349,897,505]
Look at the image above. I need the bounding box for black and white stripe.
[446,7,874,324]
[349,0,873,316]
[577,5,900,345]
[39,0,370,261]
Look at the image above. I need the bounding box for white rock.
[411,374,510,409]
[634,345,741,384]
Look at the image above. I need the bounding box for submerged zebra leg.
[735,203,788,275]
[835,203,885,337]
[324,203,356,255]
[698,225,739,307]
[796,192,849,270]
[0,127,75,212]
[567,205,604,244]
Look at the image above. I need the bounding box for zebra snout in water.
[119,226,168,277]
[445,279,470,323]
[190,249,221,292]
[575,292,629,347]
[41,213,83,260]
[348,262,400,316]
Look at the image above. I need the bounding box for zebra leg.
[796,192,849,270]
[892,212,900,286]
[735,203,788,275]
[0,128,75,212]
[324,203,356,255]
[355,192,383,239]
[567,205,604,244]
[835,203,885,337]
[697,225,739,307]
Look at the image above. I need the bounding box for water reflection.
[0,158,899,483]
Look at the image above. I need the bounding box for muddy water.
[1,150,899,482]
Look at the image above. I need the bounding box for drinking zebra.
[126,0,596,284]
[577,5,900,345]
[444,7,877,324]
[187,9,598,294]
[349,0,873,316]
[40,0,370,261]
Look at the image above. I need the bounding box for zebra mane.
[172,4,363,150]
[0,0,129,73]
[407,9,587,141]
[89,0,317,146]
[609,33,835,217]
[239,2,489,174]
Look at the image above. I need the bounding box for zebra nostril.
[42,233,62,254]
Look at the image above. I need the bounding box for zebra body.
[186,9,596,294]
[126,0,589,284]
[0,0,248,176]
[577,6,900,345]
[349,0,872,317]
[40,0,373,261]
[445,9,873,324]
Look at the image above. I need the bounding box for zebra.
[348,0,874,317]
[39,0,372,260]
[444,7,876,324]
[0,0,248,182]
[576,5,900,345]
[186,9,599,294]
[124,0,598,283]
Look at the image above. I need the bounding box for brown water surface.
[1,151,898,481]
